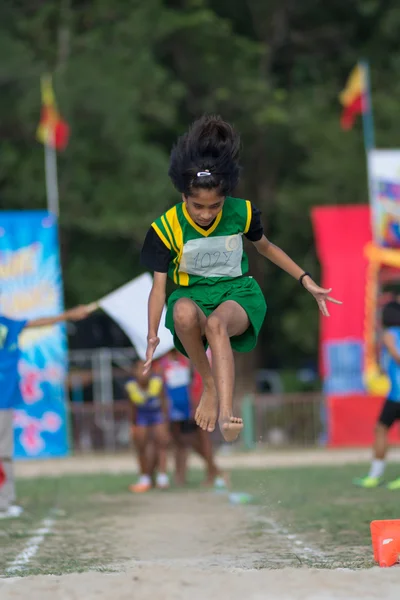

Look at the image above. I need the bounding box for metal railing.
[67,348,135,452]
[241,392,325,449]
[66,348,325,452]
[67,390,325,453]
[68,400,132,452]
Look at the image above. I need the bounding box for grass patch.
[0,470,205,577]
[230,462,400,568]
[1,473,135,577]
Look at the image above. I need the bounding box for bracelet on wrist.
[299,272,312,287]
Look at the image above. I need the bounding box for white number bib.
[179,234,243,278]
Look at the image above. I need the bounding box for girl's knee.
[173,298,198,330]
[205,313,227,338]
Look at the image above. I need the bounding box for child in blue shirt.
[0,305,93,518]
[354,300,400,489]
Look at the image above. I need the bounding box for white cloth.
[99,273,174,360]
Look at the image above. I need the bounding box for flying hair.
[168,115,241,197]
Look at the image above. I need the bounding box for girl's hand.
[303,278,342,316]
[143,336,160,374]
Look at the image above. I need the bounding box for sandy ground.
[2,566,399,600]
[2,448,400,599]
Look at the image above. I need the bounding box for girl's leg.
[130,425,151,492]
[146,439,158,487]
[173,298,218,432]
[170,422,189,485]
[188,428,217,483]
[132,425,149,475]
[203,301,249,442]
[152,421,171,488]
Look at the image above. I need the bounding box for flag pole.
[40,74,60,218]
[44,136,60,218]
[358,60,380,384]
[359,60,376,235]
[359,60,375,153]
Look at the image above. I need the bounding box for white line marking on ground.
[258,515,326,562]
[6,516,55,574]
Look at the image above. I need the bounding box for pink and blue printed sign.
[0,211,69,458]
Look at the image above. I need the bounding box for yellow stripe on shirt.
[151,222,171,250]
[161,214,180,283]
[244,200,252,234]
[164,207,189,286]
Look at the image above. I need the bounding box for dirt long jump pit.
[1,486,399,600]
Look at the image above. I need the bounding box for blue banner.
[0,211,69,458]
[323,340,365,395]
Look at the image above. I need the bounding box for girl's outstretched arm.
[144,272,167,374]
[252,235,342,316]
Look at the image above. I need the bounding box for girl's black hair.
[382,301,400,328]
[168,115,241,197]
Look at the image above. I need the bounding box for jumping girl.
[140,115,341,442]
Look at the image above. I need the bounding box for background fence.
[68,394,325,453]
[66,347,325,452]
[250,392,325,448]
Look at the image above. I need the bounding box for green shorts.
[165,276,267,357]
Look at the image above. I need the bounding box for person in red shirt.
[161,349,193,485]
[191,349,226,487]
[162,348,226,487]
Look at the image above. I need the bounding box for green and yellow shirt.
[141,197,263,287]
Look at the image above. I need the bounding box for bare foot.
[195,384,218,432]
[219,416,243,442]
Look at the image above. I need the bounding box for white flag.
[99,273,174,360]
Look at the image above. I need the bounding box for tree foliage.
[1,0,399,366]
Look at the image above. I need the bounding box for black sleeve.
[140,227,171,273]
[244,203,264,242]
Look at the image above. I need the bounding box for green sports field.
[2,461,400,580]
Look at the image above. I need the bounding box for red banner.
[311,205,372,381]
[328,395,400,446]
[311,205,387,446]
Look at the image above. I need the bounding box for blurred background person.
[162,349,226,488]
[354,300,400,490]
[0,304,93,519]
[125,359,170,493]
